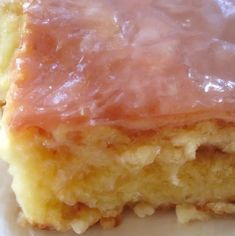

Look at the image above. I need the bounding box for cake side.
[0,1,24,102]
[1,120,235,233]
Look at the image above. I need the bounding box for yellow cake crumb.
[133,202,155,218]
[176,204,210,224]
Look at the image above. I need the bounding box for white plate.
[1,160,235,236]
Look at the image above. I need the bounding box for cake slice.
[0,0,235,234]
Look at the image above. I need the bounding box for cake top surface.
[8,0,235,130]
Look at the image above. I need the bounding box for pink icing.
[9,0,235,130]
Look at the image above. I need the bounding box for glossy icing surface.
[9,0,235,130]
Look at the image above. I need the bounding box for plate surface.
[1,160,235,236]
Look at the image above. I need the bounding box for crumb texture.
[1,121,235,233]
